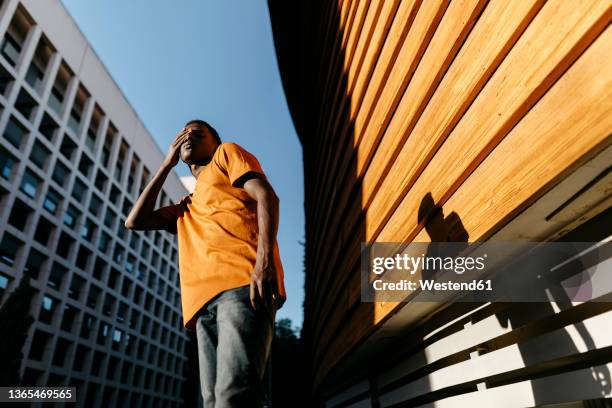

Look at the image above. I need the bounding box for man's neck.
[191,164,206,179]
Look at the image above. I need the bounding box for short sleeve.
[216,142,266,187]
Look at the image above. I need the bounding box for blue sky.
[61,0,305,329]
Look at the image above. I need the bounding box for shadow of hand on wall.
[418,193,469,282]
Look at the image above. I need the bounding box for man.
[125,119,287,407]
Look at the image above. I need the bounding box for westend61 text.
[372,279,493,291]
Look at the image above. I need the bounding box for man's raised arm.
[124,128,189,231]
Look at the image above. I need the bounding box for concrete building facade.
[0,0,191,406]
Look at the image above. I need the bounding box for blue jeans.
[195,284,276,407]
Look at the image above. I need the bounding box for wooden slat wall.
[268,0,612,402]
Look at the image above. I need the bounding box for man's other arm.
[242,175,281,310]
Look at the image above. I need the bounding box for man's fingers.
[250,281,257,310]
[173,128,190,143]
[171,133,190,149]
[257,279,266,308]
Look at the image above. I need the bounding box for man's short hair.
[184,119,221,145]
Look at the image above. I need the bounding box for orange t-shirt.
[166,142,286,330]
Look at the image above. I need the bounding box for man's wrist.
[161,159,174,169]
[256,250,274,267]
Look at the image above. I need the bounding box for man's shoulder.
[216,141,257,160]
[218,141,244,152]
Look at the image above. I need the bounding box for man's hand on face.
[250,259,280,313]
[163,127,190,168]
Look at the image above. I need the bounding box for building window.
[59,134,78,161]
[133,285,143,306]
[92,257,106,281]
[0,6,33,67]
[107,268,120,290]
[25,35,54,93]
[42,187,61,215]
[125,255,136,274]
[39,113,59,141]
[129,309,139,330]
[109,184,121,206]
[29,139,51,169]
[48,61,72,115]
[78,153,93,178]
[98,232,111,254]
[94,169,107,193]
[113,243,124,264]
[47,262,67,291]
[33,216,54,245]
[101,123,116,168]
[20,169,41,198]
[0,273,10,300]
[104,207,116,229]
[89,193,103,216]
[121,276,132,298]
[68,273,85,300]
[112,329,123,351]
[103,293,115,317]
[80,313,96,339]
[0,232,22,266]
[0,31,22,67]
[97,321,110,345]
[72,177,87,202]
[8,198,33,230]
[86,104,103,152]
[91,351,106,378]
[0,147,17,179]
[122,197,133,217]
[61,304,78,332]
[80,218,96,241]
[72,344,89,372]
[52,159,70,187]
[129,233,140,251]
[67,84,88,134]
[136,263,147,282]
[15,88,38,120]
[0,64,14,96]
[63,205,81,229]
[56,231,74,259]
[75,245,92,271]
[24,248,46,280]
[39,295,57,324]
[117,302,128,325]
[29,330,52,361]
[3,115,28,149]
[52,338,72,367]
[86,285,100,310]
